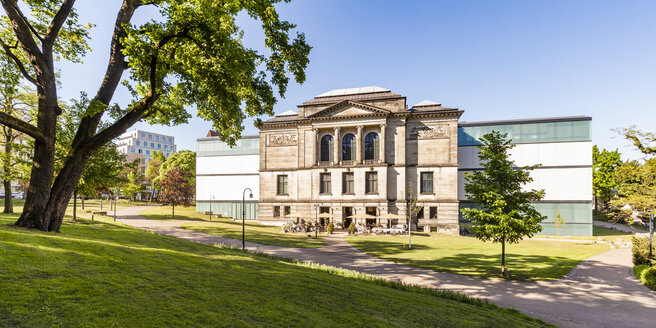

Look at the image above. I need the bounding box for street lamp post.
[209,195,215,221]
[113,188,118,222]
[650,213,654,267]
[242,188,253,250]
[314,203,319,239]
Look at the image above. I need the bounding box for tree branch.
[0,111,44,141]
[43,0,77,51]
[0,40,37,85]
[0,0,45,68]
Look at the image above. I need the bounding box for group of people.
[281,219,321,234]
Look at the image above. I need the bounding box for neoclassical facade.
[258,87,463,234]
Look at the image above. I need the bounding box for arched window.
[320,135,333,161]
[342,134,356,161]
[364,132,379,160]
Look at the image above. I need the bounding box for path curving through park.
[116,206,655,328]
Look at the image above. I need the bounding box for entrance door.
[365,207,377,227]
[342,207,353,228]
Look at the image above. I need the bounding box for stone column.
[356,125,363,164]
[312,128,318,165]
[334,127,341,164]
[379,124,386,164]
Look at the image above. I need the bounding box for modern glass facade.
[197,136,259,157]
[196,201,258,220]
[458,118,591,146]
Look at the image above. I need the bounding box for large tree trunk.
[501,239,506,277]
[15,135,56,230]
[2,180,13,214]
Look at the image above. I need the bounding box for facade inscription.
[268,134,297,146]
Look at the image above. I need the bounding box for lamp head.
[249,193,253,199]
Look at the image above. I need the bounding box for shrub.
[631,236,655,265]
[349,222,356,235]
[327,222,334,234]
[633,265,656,291]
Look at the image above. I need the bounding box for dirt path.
[117,206,656,328]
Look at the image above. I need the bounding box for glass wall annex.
[458,120,591,146]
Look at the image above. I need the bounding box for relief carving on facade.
[410,124,448,139]
[268,133,297,146]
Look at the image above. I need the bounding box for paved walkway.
[594,220,650,236]
[117,206,655,328]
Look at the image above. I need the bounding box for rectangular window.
[157,144,161,149]
[164,145,168,151]
[141,133,145,138]
[420,172,433,193]
[284,206,291,216]
[148,134,152,140]
[138,149,142,154]
[277,175,288,195]
[146,150,150,155]
[342,172,354,194]
[169,137,172,143]
[365,172,378,193]
[155,136,159,142]
[136,140,140,146]
[131,148,135,153]
[417,207,424,220]
[273,206,280,217]
[150,142,154,148]
[320,173,331,194]
[429,207,438,219]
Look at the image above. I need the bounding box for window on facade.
[148,134,152,140]
[273,206,280,217]
[164,145,168,151]
[157,144,161,149]
[150,142,154,148]
[155,136,159,142]
[417,207,424,220]
[168,137,172,144]
[342,172,354,193]
[284,206,291,216]
[146,150,150,155]
[141,133,144,138]
[420,172,434,193]
[138,149,142,154]
[277,175,288,195]
[136,140,140,146]
[131,148,135,153]
[365,172,378,193]
[320,173,331,194]
[320,135,334,161]
[429,207,438,219]
[364,132,380,160]
[342,134,356,161]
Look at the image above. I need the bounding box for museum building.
[196,86,593,236]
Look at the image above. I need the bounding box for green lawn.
[140,206,327,248]
[346,234,610,281]
[0,211,549,327]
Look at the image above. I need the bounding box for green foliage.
[631,236,655,266]
[327,221,334,234]
[617,126,656,156]
[554,209,567,243]
[156,150,195,186]
[119,0,312,144]
[461,131,546,275]
[122,169,146,202]
[633,265,656,291]
[592,145,621,207]
[145,150,165,187]
[610,158,656,222]
[349,222,356,234]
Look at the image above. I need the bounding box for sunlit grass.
[346,234,610,281]
[0,207,550,327]
[141,206,327,248]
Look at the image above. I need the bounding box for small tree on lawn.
[554,209,567,246]
[461,131,546,277]
[159,167,194,219]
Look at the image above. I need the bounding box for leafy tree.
[122,170,146,202]
[0,0,311,231]
[592,145,621,211]
[158,166,193,219]
[145,150,165,199]
[0,55,34,213]
[156,150,195,186]
[617,126,656,156]
[460,131,546,277]
[610,159,656,224]
[554,209,567,246]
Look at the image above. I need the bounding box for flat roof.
[459,116,591,127]
[197,134,259,142]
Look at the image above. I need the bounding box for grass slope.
[141,206,326,248]
[346,234,609,280]
[0,211,550,327]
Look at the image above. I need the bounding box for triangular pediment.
[308,100,391,118]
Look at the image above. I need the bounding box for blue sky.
[55,0,656,159]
